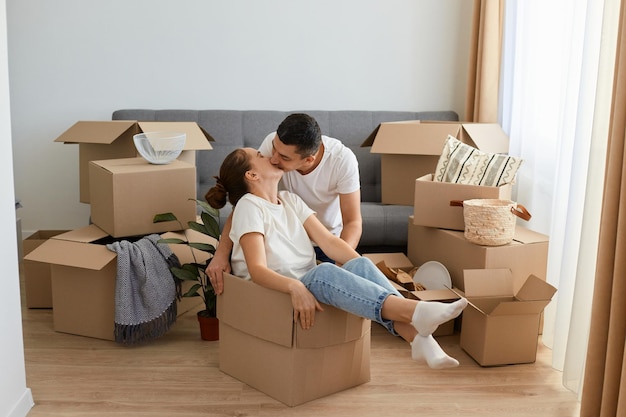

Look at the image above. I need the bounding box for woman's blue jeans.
[299,256,403,335]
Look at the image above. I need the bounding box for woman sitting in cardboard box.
[205,148,468,369]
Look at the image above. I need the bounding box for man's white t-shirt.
[259,133,360,237]
[229,191,317,280]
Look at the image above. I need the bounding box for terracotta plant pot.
[197,312,219,341]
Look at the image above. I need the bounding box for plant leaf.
[201,211,221,239]
[194,199,220,217]
[188,242,216,253]
[183,284,202,298]
[188,220,209,235]
[157,238,187,245]
[153,212,178,223]
[170,266,199,281]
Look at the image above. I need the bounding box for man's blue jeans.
[299,256,403,335]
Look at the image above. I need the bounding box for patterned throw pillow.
[434,135,523,186]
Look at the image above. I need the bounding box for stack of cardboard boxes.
[361,120,556,366]
[23,120,214,341]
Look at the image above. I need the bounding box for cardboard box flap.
[137,121,214,151]
[23,238,116,270]
[459,123,509,154]
[361,120,422,147]
[363,252,414,272]
[218,273,295,347]
[490,299,552,316]
[463,268,513,297]
[512,226,550,244]
[91,157,193,174]
[411,288,460,302]
[516,274,557,301]
[54,121,137,145]
[366,122,461,156]
[51,224,109,244]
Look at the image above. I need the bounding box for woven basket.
[451,199,531,246]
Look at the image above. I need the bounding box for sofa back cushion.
[112,109,459,203]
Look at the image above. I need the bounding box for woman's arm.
[239,232,323,329]
[303,214,360,265]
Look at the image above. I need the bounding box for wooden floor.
[21,287,581,417]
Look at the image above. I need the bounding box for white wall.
[1,0,34,415]
[7,0,472,235]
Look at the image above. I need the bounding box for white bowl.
[133,132,186,164]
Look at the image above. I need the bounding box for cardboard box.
[217,273,371,406]
[413,174,513,231]
[23,225,206,341]
[89,157,196,238]
[407,217,549,292]
[459,269,556,366]
[363,252,459,336]
[361,121,509,205]
[54,120,214,203]
[22,230,71,308]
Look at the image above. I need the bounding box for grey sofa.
[112,109,459,252]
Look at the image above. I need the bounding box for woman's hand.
[288,280,324,330]
[206,248,231,295]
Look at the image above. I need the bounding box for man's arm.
[206,212,233,295]
[338,190,362,249]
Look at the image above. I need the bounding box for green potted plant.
[154,199,221,341]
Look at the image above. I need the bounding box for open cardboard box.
[407,217,549,293]
[363,252,460,336]
[23,225,207,341]
[217,273,371,407]
[361,121,509,205]
[459,269,557,366]
[89,157,196,238]
[54,120,214,203]
[413,174,513,231]
[22,230,71,308]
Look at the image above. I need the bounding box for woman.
[205,148,468,369]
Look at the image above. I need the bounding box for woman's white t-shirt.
[229,191,317,280]
[259,133,360,237]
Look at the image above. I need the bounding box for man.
[207,113,362,294]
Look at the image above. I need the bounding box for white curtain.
[500,0,619,395]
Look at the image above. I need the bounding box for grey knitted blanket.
[107,234,181,345]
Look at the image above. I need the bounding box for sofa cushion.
[112,109,459,249]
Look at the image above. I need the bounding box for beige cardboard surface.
[413,174,514,231]
[217,273,371,406]
[363,252,414,272]
[24,224,203,340]
[361,121,510,205]
[459,269,556,366]
[89,158,196,238]
[22,230,71,308]
[55,120,213,203]
[407,218,549,292]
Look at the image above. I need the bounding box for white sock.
[411,298,468,336]
[411,334,459,369]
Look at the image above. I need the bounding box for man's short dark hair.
[276,113,322,157]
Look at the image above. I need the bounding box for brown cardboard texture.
[54,120,213,203]
[413,174,513,231]
[217,273,370,407]
[361,121,509,205]
[407,218,549,293]
[22,230,71,308]
[23,225,205,341]
[459,269,556,366]
[363,253,459,336]
[89,157,196,238]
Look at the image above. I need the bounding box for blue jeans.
[299,256,403,335]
